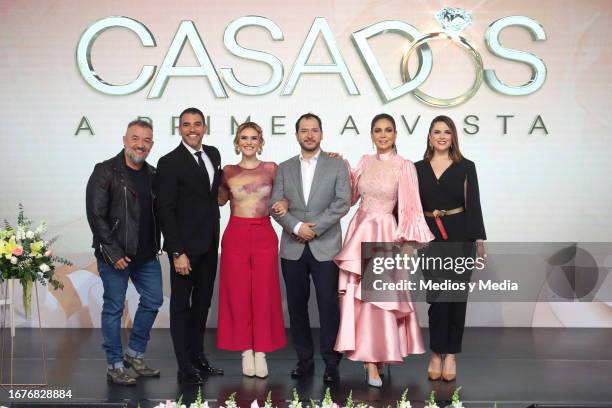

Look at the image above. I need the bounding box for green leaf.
[346,390,353,408]
[397,388,409,408]
[427,390,436,405]
[451,387,462,403]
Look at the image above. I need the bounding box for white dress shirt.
[182,141,214,189]
[293,149,321,235]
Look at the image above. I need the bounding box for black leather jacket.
[85,150,160,264]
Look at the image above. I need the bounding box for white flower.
[160,402,187,408]
[451,403,463,408]
[399,402,412,408]
[10,257,17,265]
[26,230,35,239]
[426,404,439,408]
[39,263,50,272]
[37,271,44,279]
[35,222,47,235]
[153,402,187,408]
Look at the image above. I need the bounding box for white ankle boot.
[254,352,268,378]
[242,350,255,377]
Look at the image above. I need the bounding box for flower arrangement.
[321,387,337,408]
[251,391,275,408]
[0,204,68,318]
[449,387,463,408]
[152,387,209,408]
[396,389,411,408]
[151,386,478,408]
[223,392,238,408]
[425,391,439,408]
[289,389,303,408]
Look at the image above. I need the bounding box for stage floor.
[0,328,611,407]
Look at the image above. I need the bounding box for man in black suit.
[154,107,224,385]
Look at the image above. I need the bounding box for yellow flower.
[30,241,44,256]
[3,236,18,257]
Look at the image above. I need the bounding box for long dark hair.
[371,113,397,152]
[423,115,462,163]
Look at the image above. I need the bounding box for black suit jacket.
[154,143,221,256]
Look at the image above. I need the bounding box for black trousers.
[428,301,467,354]
[421,241,472,354]
[169,247,218,369]
[281,245,342,368]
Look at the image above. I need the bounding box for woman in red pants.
[217,121,287,378]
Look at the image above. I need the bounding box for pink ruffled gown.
[334,151,435,363]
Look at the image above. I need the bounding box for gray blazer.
[269,151,351,261]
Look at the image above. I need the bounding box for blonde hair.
[233,122,264,155]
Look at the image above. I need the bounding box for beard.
[126,147,148,164]
[299,140,320,152]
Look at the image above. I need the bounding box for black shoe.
[323,366,339,383]
[192,356,224,376]
[177,367,204,385]
[290,362,314,378]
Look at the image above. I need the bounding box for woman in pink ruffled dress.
[334,113,434,387]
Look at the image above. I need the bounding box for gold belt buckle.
[432,209,446,218]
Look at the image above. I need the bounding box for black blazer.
[154,143,222,256]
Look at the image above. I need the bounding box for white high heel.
[242,349,255,377]
[254,352,268,378]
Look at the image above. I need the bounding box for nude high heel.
[242,350,255,377]
[254,352,268,378]
[441,354,456,382]
[428,354,442,381]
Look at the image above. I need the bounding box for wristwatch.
[172,252,183,259]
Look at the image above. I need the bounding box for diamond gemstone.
[435,7,473,34]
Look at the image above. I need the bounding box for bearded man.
[86,119,163,385]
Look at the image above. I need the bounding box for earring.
[234,146,240,155]
[257,147,263,155]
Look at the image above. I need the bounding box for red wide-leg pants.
[217,215,287,352]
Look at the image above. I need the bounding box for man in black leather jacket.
[85,119,163,386]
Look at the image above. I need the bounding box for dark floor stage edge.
[0,328,610,408]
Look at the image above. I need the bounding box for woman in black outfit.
[414,115,486,382]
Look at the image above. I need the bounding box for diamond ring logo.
[400,7,484,108]
[435,7,473,35]
[393,7,548,107]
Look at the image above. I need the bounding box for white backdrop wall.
[1,0,611,328]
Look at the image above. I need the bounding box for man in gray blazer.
[269,113,351,383]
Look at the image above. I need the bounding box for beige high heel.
[254,352,268,378]
[442,354,456,382]
[242,350,255,377]
[428,354,442,381]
